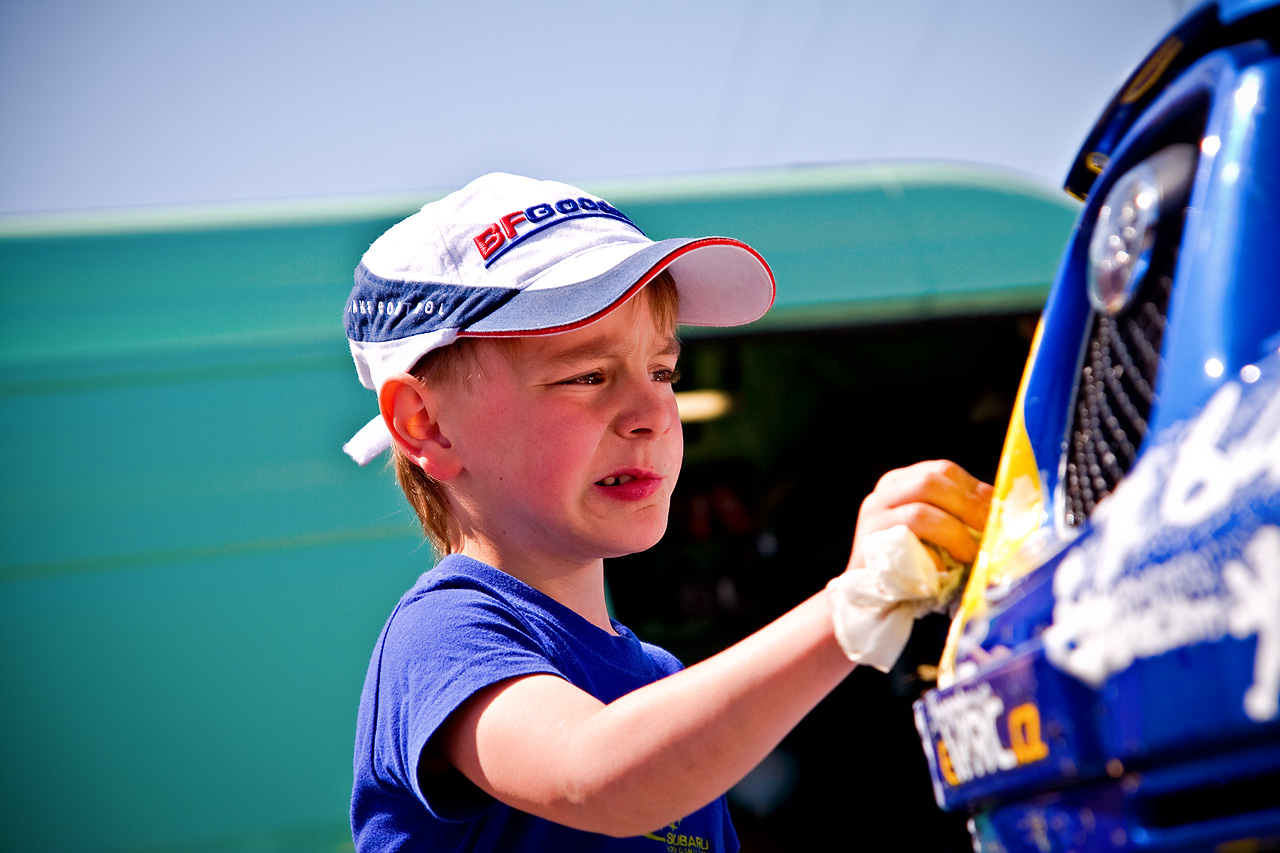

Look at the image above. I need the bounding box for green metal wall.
[0,163,1077,852]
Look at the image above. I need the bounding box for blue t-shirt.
[352,554,739,852]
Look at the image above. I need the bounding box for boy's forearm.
[583,590,854,831]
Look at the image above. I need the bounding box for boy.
[343,173,991,851]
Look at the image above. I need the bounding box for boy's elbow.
[545,767,681,838]
[580,799,674,839]
[557,804,674,839]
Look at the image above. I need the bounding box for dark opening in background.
[607,311,1038,852]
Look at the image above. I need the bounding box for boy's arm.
[438,459,990,837]
[441,591,847,837]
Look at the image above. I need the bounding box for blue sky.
[0,0,1187,216]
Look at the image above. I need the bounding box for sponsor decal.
[472,195,637,266]
[921,684,1050,788]
[1043,372,1280,722]
[642,819,712,852]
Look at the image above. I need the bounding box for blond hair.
[392,271,681,555]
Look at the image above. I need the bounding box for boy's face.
[439,291,683,572]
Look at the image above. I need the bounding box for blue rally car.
[913,2,1280,850]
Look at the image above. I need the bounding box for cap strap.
[343,415,393,466]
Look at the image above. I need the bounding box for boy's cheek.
[666,415,685,457]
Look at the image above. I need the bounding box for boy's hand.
[827,461,992,671]
[849,460,992,571]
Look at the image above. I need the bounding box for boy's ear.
[378,373,461,480]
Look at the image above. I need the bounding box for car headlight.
[1087,143,1197,315]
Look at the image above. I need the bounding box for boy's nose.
[613,377,678,438]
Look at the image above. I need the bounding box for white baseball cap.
[344,172,775,464]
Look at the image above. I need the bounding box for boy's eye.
[560,372,605,386]
[555,367,680,386]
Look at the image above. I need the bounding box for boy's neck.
[459,543,618,635]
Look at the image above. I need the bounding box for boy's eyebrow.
[542,332,681,368]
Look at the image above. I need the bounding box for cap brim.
[465,237,774,337]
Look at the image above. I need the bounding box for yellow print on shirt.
[642,819,712,851]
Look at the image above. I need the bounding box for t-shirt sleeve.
[371,585,564,818]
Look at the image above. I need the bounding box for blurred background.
[1,1,1186,851]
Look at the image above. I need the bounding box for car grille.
[1064,272,1172,527]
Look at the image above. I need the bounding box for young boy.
[343,173,992,851]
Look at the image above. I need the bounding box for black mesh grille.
[1064,272,1173,527]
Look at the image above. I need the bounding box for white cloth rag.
[826,524,947,672]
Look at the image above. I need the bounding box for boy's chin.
[602,522,669,559]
